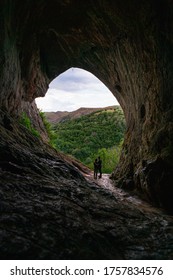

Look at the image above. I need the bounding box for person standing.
[94,158,98,179]
[97,156,102,178]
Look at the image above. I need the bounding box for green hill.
[50,106,126,173]
[45,106,117,123]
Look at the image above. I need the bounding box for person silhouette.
[94,158,98,179]
[97,156,102,178]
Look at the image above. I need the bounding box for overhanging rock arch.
[0,0,173,212]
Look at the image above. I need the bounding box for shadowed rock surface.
[0,115,173,259]
[1,0,173,210]
[0,0,173,259]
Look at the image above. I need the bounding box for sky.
[35,67,119,112]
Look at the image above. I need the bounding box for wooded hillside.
[51,106,126,173]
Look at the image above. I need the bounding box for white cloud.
[35,68,119,112]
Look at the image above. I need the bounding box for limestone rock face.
[0,0,173,212]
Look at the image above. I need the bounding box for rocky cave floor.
[0,123,173,259]
[1,165,173,260]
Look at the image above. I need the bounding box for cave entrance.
[36,67,126,174]
[36,67,118,112]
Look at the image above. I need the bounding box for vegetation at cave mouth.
[45,106,126,173]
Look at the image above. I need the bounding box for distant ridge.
[45,105,117,124]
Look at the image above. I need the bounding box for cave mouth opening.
[36,67,119,112]
[36,67,126,174]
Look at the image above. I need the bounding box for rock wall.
[1,0,173,212]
